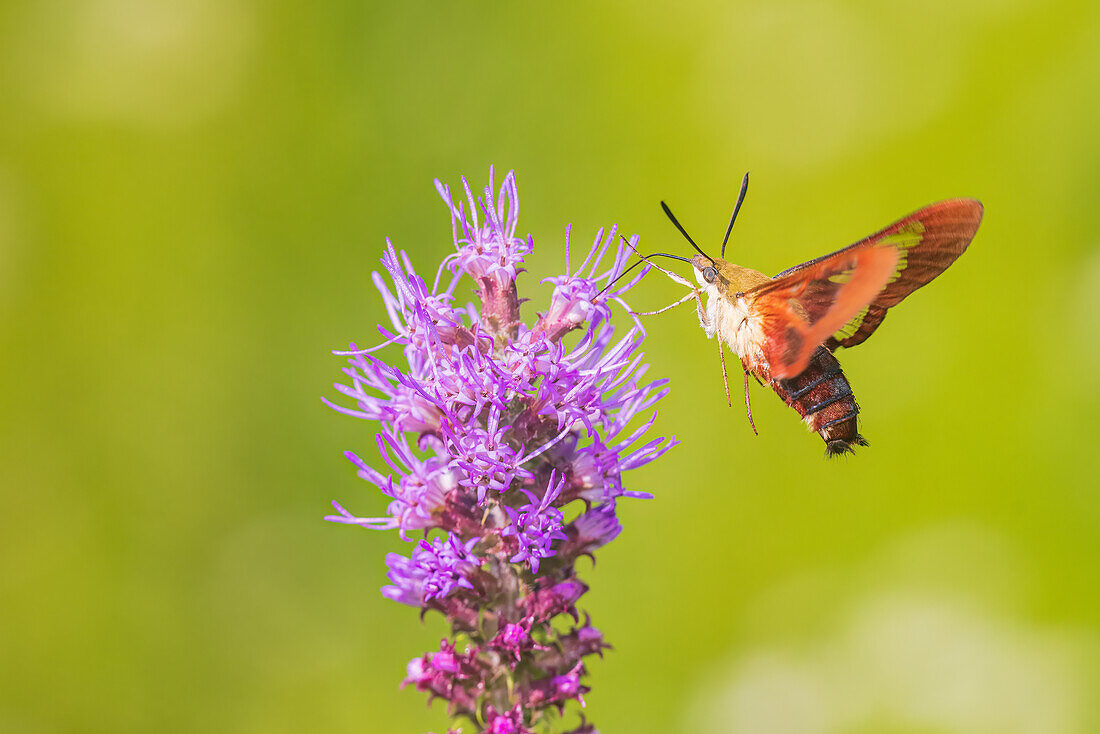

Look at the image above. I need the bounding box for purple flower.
[536,621,610,671]
[405,640,484,715]
[522,579,589,624]
[436,169,530,334]
[566,503,622,556]
[482,704,531,734]
[489,621,546,662]
[570,430,677,502]
[442,408,531,503]
[373,239,471,355]
[324,350,445,434]
[538,225,650,341]
[523,662,589,711]
[436,169,527,284]
[325,167,674,733]
[324,430,456,538]
[501,472,569,573]
[382,534,480,606]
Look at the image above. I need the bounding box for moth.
[625,174,983,456]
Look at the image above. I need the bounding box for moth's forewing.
[746,245,899,380]
[774,198,983,350]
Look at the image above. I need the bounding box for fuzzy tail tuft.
[824,435,869,458]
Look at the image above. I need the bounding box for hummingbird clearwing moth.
[622,174,983,456]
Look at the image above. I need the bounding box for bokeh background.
[2,1,1099,732]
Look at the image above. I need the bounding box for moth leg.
[718,340,732,408]
[618,238,697,289]
[692,288,710,332]
[742,364,759,436]
[632,289,696,316]
[648,263,696,290]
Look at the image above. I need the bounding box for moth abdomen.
[773,346,866,456]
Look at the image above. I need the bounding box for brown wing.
[772,199,983,350]
[746,244,899,380]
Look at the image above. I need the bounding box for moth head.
[690,253,716,280]
[691,253,723,292]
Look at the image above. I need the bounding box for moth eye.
[703,266,718,283]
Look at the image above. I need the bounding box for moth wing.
[746,245,899,380]
[773,199,983,350]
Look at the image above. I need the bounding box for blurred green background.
[2,1,1098,732]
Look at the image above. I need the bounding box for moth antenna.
[721,172,750,258]
[660,201,715,263]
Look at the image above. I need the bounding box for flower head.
[326,167,674,733]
